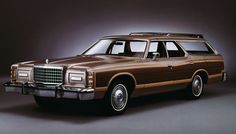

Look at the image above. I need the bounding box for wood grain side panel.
[95,66,171,87]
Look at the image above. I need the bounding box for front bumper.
[3,82,94,100]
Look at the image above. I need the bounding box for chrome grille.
[34,66,63,85]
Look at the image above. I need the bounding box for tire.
[104,80,129,115]
[186,75,204,99]
[34,96,57,108]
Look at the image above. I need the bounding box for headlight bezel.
[69,73,85,83]
[67,70,86,86]
[66,70,94,88]
[16,68,33,83]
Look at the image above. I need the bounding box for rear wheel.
[104,81,129,115]
[186,75,204,99]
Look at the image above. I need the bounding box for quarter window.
[179,42,215,54]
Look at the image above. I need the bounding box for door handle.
[189,62,194,65]
[168,65,173,70]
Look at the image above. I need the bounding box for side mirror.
[152,52,160,60]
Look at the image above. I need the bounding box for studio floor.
[0,76,235,134]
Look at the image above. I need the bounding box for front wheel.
[104,81,129,115]
[186,75,204,99]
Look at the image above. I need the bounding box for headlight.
[69,73,85,83]
[17,69,31,81]
[18,71,29,77]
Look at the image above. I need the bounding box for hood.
[18,55,139,69]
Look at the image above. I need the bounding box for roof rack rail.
[129,32,204,38]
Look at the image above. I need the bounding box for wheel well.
[108,74,136,94]
[195,71,208,84]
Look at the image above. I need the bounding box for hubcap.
[111,84,128,111]
[192,75,203,97]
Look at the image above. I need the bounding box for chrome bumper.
[3,82,94,100]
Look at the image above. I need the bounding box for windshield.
[83,39,147,57]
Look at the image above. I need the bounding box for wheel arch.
[107,72,137,94]
[191,69,209,84]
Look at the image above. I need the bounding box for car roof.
[103,32,206,41]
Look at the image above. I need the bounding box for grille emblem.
[45,59,49,64]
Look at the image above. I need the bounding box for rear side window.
[165,42,185,57]
[147,42,167,58]
[179,42,215,54]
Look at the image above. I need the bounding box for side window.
[165,42,185,57]
[129,41,146,52]
[111,41,125,54]
[129,41,147,57]
[149,42,158,52]
[179,42,215,54]
[148,42,167,58]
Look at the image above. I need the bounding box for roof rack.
[129,32,204,38]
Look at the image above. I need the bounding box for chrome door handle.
[168,65,173,70]
[189,62,194,65]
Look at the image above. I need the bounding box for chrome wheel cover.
[111,84,128,111]
[192,75,203,97]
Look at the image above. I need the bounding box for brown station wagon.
[4,32,227,114]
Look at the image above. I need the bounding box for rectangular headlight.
[69,73,84,83]
[17,69,31,81]
[18,71,29,77]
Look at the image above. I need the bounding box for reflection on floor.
[0,76,236,134]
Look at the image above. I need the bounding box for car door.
[136,41,174,95]
[164,41,193,88]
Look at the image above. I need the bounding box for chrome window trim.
[205,41,218,54]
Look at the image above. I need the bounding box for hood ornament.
[45,59,49,64]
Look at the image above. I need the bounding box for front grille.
[34,66,64,85]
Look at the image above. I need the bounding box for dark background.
[1,0,235,77]
[0,1,236,134]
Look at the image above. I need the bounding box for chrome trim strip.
[34,65,63,70]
